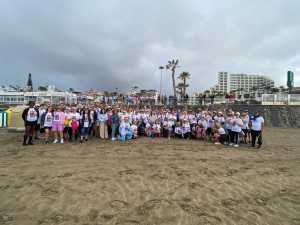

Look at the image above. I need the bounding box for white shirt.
[153,123,161,132]
[175,127,182,134]
[198,119,207,130]
[131,124,138,134]
[231,118,243,132]
[44,112,53,127]
[218,127,226,135]
[82,114,90,128]
[38,109,46,124]
[242,116,249,129]
[251,116,264,131]
[27,108,38,122]
[182,123,191,134]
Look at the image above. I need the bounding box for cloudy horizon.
[1,0,300,93]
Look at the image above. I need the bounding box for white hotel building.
[214,72,275,95]
[0,86,77,106]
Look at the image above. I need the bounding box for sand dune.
[0,128,299,225]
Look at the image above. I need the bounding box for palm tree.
[166,59,179,98]
[176,82,185,99]
[178,71,190,97]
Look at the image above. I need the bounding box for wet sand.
[0,128,299,225]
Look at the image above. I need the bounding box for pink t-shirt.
[53,111,65,125]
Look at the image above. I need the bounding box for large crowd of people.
[22,101,264,149]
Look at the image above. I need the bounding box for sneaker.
[229,143,233,146]
[53,139,58,144]
[215,142,221,145]
[80,140,83,144]
[111,137,116,141]
[234,144,239,148]
[60,139,64,144]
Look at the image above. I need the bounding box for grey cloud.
[1,0,300,93]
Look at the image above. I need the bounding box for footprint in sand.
[0,214,14,224]
[109,200,129,211]
[179,202,222,224]
[86,209,99,221]
[221,198,241,210]
[118,169,135,176]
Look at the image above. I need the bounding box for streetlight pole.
[159,66,164,104]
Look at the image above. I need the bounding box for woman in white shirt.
[98,108,108,139]
[241,111,250,144]
[231,112,243,147]
[42,106,53,144]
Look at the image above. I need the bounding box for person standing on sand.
[110,109,120,141]
[52,106,66,144]
[22,101,39,146]
[41,106,53,144]
[98,108,108,139]
[231,112,243,147]
[250,111,264,149]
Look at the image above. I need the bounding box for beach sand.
[0,128,299,225]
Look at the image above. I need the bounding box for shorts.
[242,129,249,135]
[52,122,64,132]
[80,127,89,136]
[25,121,37,127]
[44,126,52,130]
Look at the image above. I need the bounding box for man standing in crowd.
[250,111,264,149]
[22,101,39,146]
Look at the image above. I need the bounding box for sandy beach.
[0,128,299,225]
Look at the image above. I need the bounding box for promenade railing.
[262,94,300,105]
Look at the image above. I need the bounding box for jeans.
[251,130,262,147]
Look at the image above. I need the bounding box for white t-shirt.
[242,116,249,129]
[82,114,90,128]
[231,118,243,133]
[198,119,207,130]
[182,123,191,134]
[218,127,226,135]
[38,109,46,124]
[26,108,38,122]
[175,127,182,134]
[251,116,264,131]
[153,123,161,132]
[131,124,138,134]
[44,112,53,127]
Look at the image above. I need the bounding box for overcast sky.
[1,0,300,93]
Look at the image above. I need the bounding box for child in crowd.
[131,121,138,139]
[71,117,78,142]
[152,120,161,138]
[174,122,182,138]
[213,123,227,145]
[181,119,191,139]
[145,122,152,137]
[119,116,132,141]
